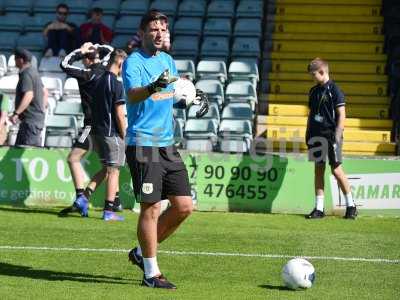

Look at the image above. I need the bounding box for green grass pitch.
[0,206,399,299]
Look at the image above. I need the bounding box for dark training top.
[308,80,345,139]
[91,71,125,137]
[15,65,45,128]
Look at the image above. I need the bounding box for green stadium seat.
[225,81,257,109]
[174,17,203,37]
[45,114,78,148]
[203,18,231,37]
[178,0,207,18]
[119,0,150,16]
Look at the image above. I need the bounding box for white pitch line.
[0,245,399,264]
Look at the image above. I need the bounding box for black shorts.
[307,136,342,166]
[126,145,191,203]
[15,122,42,147]
[73,126,93,151]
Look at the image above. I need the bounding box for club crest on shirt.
[142,183,153,194]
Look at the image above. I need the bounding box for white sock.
[315,195,324,212]
[345,193,355,207]
[143,257,161,279]
[136,246,142,257]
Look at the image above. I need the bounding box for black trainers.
[344,206,357,219]
[128,247,144,271]
[142,274,177,289]
[305,208,325,219]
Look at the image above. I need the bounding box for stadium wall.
[0,147,399,216]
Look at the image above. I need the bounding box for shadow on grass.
[259,284,295,291]
[0,206,82,218]
[0,262,136,284]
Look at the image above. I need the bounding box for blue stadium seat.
[111,34,131,49]
[150,0,178,18]
[231,37,261,61]
[200,37,230,61]
[236,0,263,19]
[174,17,203,37]
[197,60,227,83]
[221,103,254,121]
[114,16,141,34]
[67,13,87,26]
[172,35,200,60]
[4,0,33,14]
[91,0,121,15]
[65,0,92,14]
[178,0,207,18]
[119,0,150,16]
[207,0,235,18]
[16,32,45,52]
[228,60,259,86]
[0,13,26,32]
[225,81,258,110]
[33,0,63,13]
[24,13,55,32]
[195,79,224,108]
[203,18,231,37]
[175,59,196,81]
[0,32,19,51]
[234,18,262,38]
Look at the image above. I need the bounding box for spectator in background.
[43,3,78,57]
[0,91,9,145]
[80,7,113,45]
[10,48,48,147]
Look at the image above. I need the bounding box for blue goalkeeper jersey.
[122,50,178,147]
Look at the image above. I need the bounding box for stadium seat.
[111,34,131,49]
[150,0,178,18]
[63,77,80,98]
[228,60,259,86]
[200,37,230,61]
[23,13,55,32]
[187,102,220,122]
[184,118,219,151]
[195,79,225,108]
[16,32,45,52]
[0,54,7,76]
[65,0,91,14]
[173,107,186,121]
[178,0,207,18]
[4,0,33,14]
[44,114,78,148]
[173,17,203,37]
[0,74,18,94]
[203,18,231,37]
[41,76,63,101]
[0,13,26,32]
[231,37,261,61]
[68,14,87,27]
[221,103,254,121]
[33,0,63,13]
[175,59,196,81]
[218,119,253,153]
[54,101,83,119]
[196,60,227,83]
[225,81,258,110]
[0,32,19,51]
[114,16,141,34]
[119,0,150,16]
[207,0,235,18]
[234,18,262,38]
[90,0,120,15]
[39,57,62,73]
[236,0,264,19]
[171,35,200,60]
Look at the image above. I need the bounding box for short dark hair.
[56,3,69,11]
[308,57,329,73]
[91,7,103,15]
[14,47,32,62]
[83,46,99,60]
[139,9,168,31]
[107,49,127,67]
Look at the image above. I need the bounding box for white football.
[282,258,315,289]
[173,78,196,106]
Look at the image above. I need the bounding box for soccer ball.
[173,78,196,106]
[282,258,315,289]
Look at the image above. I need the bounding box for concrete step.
[267,52,387,62]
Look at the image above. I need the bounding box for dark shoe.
[142,274,177,289]
[128,247,144,271]
[344,206,357,219]
[305,208,325,219]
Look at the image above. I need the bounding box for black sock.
[76,189,84,197]
[104,200,114,211]
[114,192,120,206]
[85,187,94,199]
